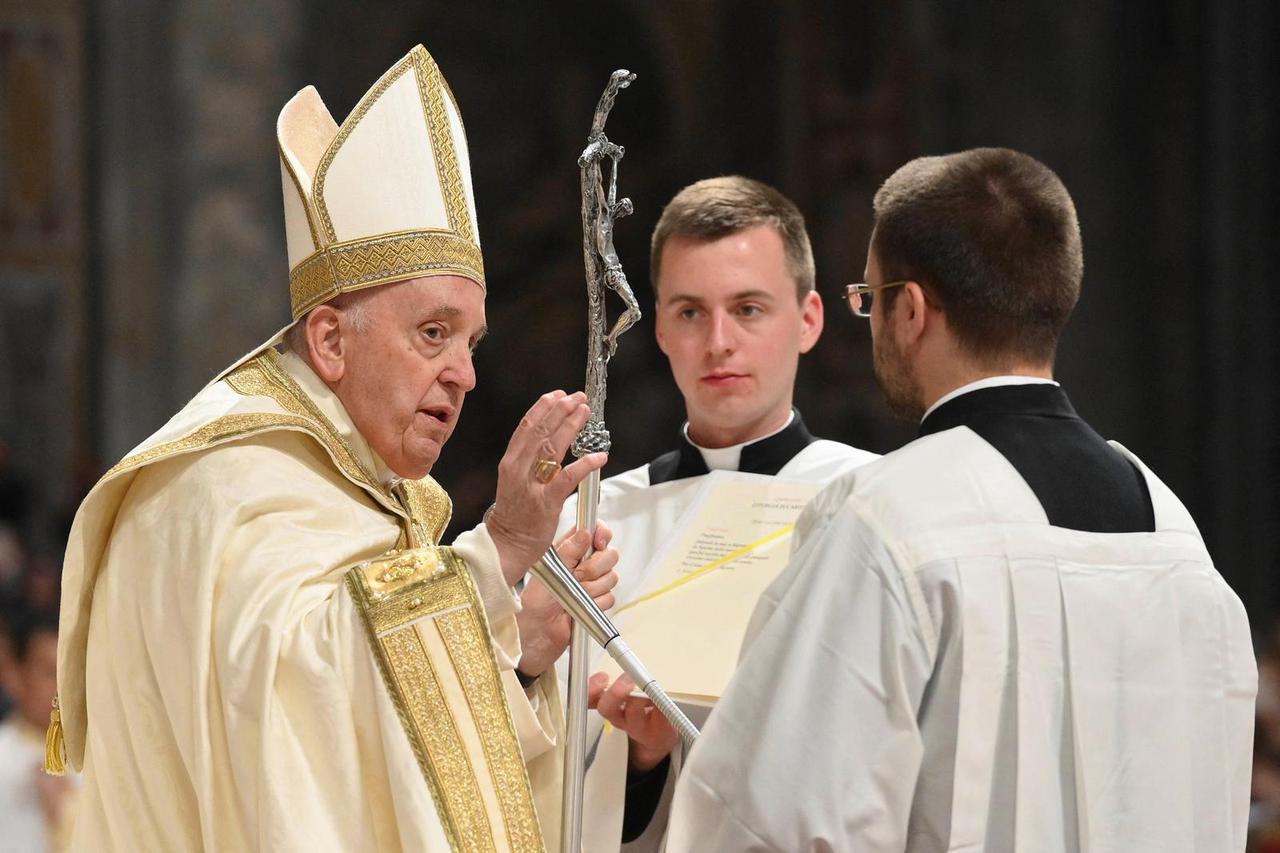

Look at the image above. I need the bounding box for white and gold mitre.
[279,44,484,320]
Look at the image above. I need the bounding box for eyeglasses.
[845,280,908,318]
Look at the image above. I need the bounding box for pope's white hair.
[284,291,374,357]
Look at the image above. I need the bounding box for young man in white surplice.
[522,176,879,851]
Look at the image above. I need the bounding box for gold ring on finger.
[533,458,561,484]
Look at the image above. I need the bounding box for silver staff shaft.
[559,470,599,853]
[534,537,700,750]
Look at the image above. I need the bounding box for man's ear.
[305,305,346,383]
[897,281,929,348]
[797,289,824,354]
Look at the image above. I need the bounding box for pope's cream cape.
[54,349,561,851]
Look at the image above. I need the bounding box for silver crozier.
[532,69,699,853]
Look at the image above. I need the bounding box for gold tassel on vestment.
[44,694,67,776]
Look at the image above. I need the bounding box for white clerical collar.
[277,349,401,487]
[921,375,1059,423]
[683,411,796,472]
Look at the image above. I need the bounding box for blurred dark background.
[0,0,1278,837]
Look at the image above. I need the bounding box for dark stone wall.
[3,1,1274,617]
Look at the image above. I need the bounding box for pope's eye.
[422,325,445,341]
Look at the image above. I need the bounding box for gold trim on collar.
[394,479,452,548]
[103,412,318,481]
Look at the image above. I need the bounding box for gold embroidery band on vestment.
[288,230,485,319]
[347,548,544,853]
[439,604,545,852]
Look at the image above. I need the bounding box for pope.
[50,45,617,851]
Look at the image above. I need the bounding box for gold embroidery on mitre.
[288,249,339,317]
[311,50,411,245]
[289,230,485,319]
[331,231,482,289]
[412,49,474,244]
[347,549,543,852]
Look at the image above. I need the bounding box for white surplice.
[554,436,878,852]
[662,427,1256,852]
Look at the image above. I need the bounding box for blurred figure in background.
[0,611,75,852]
[1250,621,1280,852]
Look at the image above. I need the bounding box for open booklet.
[597,469,823,706]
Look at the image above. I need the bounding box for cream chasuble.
[55,349,561,851]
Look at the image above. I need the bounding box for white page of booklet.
[600,470,822,703]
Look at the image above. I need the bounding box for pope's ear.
[305,305,346,383]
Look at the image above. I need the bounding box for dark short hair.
[650,176,815,300]
[872,148,1083,365]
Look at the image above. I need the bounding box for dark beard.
[872,333,925,422]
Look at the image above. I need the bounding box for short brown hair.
[872,148,1083,366]
[650,176,815,300]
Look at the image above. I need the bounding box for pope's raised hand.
[486,390,607,585]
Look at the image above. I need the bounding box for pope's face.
[655,226,823,447]
[335,275,485,479]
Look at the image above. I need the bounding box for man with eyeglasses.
[652,148,1255,851]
